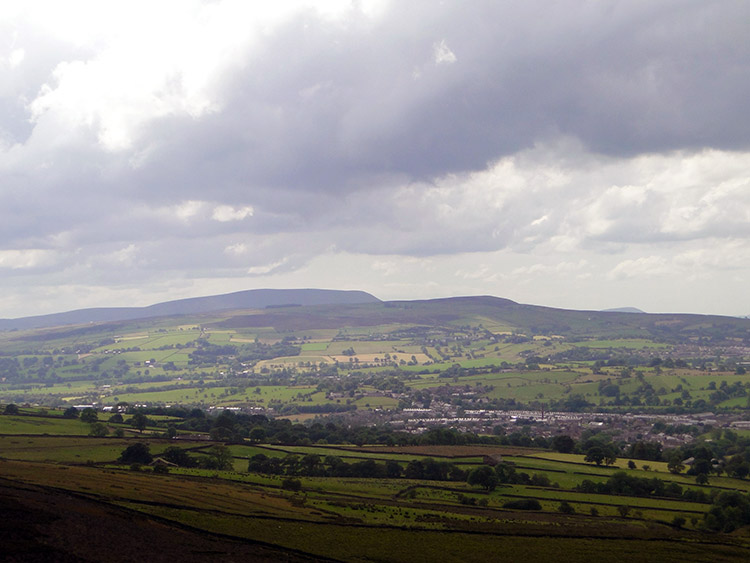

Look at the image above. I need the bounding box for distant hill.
[0,289,380,331]
[601,307,646,314]
[208,295,750,343]
[2,292,749,345]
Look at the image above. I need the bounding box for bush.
[282,478,302,492]
[162,446,196,468]
[80,408,98,423]
[558,501,575,514]
[502,499,541,510]
[88,422,109,437]
[467,465,498,491]
[119,442,153,465]
[457,494,476,506]
[703,491,750,532]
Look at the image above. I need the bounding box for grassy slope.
[0,411,750,562]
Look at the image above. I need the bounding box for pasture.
[2,426,750,562]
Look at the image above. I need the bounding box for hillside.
[208,295,750,343]
[0,288,380,331]
[2,293,749,346]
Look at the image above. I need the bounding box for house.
[149,457,178,468]
[482,454,504,466]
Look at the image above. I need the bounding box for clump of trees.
[117,443,233,470]
[247,453,465,481]
[575,471,710,503]
[119,442,153,465]
[465,462,557,492]
[703,492,750,532]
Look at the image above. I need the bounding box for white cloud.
[224,242,247,256]
[14,1,392,153]
[108,244,138,265]
[0,249,56,269]
[247,258,288,275]
[8,48,25,68]
[212,205,254,222]
[433,40,457,65]
[173,200,206,222]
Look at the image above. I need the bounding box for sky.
[1,0,749,318]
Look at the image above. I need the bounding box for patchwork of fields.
[2,410,750,561]
[1,300,747,419]
[1,298,750,559]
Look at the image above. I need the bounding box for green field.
[2,415,750,562]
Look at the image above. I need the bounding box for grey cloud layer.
[0,1,749,315]
[124,1,750,197]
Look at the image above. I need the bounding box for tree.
[129,412,149,433]
[704,491,750,532]
[80,408,98,423]
[282,478,302,492]
[88,422,109,437]
[249,426,266,443]
[405,460,425,480]
[726,455,750,479]
[386,460,402,478]
[162,446,196,468]
[3,403,19,415]
[558,501,575,514]
[63,407,79,418]
[603,446,618,466]
[584,446,606,466]
[199,445,233,470]
[584,444,616,467]
[108,413,124,423]
[551,435,575,453]
[300,454,322,476]
[119,442,153,464]
[667,455,685,474]
[617,505,631,518]
[467,465,499,491]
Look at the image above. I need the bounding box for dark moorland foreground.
[0,479,322,563]
[3,292,750,561]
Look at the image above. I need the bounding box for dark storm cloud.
[124,0,750,203]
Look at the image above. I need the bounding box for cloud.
[433,40,457,65]
[608,256,670,280]
[0,249,56,269]
[247,258,288,276]
[212,205,254,222]
[0,1,749,317]
[173,201,207,222]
